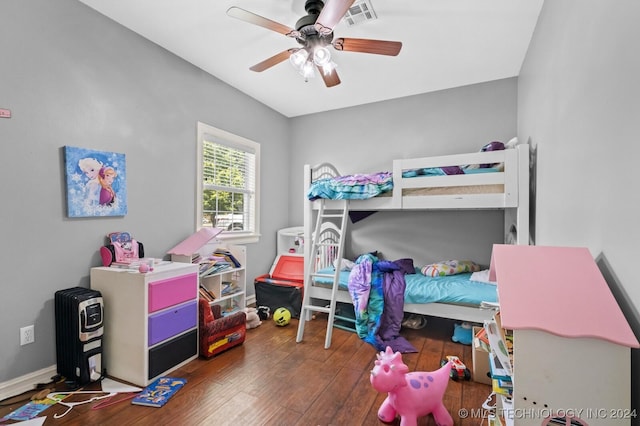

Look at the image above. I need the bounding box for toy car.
[441,355,471,381]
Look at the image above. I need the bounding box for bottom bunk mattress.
[313,267,497,306]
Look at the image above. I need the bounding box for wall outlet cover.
[20,325,34,345]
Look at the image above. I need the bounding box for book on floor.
[131,377,187,408]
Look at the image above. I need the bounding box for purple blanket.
[348,256,417,353]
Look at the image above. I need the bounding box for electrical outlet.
[20,325,35,345]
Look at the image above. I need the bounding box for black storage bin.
[255,278,303,318]
[254,254,305,318]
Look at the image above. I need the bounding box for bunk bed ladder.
[296,199,349,349]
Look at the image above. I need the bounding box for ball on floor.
[273,307,291,326]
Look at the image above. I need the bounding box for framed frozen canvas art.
[64,146,127,217]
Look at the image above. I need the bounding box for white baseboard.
[0,365,57,402]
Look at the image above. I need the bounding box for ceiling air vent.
[343,0,377,26]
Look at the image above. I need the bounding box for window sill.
[213,232,260,245]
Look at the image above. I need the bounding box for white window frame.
[196,121,260,244]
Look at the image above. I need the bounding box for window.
[197,122,260,243]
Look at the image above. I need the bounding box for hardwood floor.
[0,315,493,425]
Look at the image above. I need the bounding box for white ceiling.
[77,0,543,118]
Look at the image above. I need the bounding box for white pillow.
[333,258,355,271]
[505,137,519,149]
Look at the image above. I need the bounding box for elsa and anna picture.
[64,146,127,217]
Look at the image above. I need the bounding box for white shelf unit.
[277,226,304,254]
[172,244,246,316]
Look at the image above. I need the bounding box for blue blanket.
[307,171,393,200]
[318,268,497,305]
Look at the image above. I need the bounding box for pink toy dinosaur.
[370,346,453,426]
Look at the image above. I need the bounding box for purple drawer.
[148,273,197,313]
[148,300,197,346]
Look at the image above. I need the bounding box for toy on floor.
[273,307,291,326]
[451,322,473,345]
[370,346,454,426]
[401,313,427,329]
[244,307,262,329]
[256,306,271,320]
[441,355,471,381]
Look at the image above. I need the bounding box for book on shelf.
[204,285,217,300]
[131,377,187,408]
[213,248,242,268]
[198,261,231,278]
[494,312,514,353]
[492,377,513,397]
[221,302,240,316]
[220,281,238,296]
[473,335,491,353]
[110,258,168,270]
[488,352,511,381]
[490,351,513,397]
[199,286,216,302]
[198,287,209,301]
[474,326,490,346]
[497,377,513,389]
[483,313,513,377]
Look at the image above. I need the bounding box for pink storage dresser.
[90,262,199,386]
[148,273,197,313]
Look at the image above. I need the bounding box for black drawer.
[148,328,197,380]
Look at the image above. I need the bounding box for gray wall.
[290,79,518,266]
[0,0,289,383]
[518,0,640,416]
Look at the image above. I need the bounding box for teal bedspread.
[314,267,497,306]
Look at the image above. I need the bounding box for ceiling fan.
[227,0,402,87]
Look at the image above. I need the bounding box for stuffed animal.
[244,307,262,329]
[370,346,453,426]
[452,322,473,345]
[256,306,270,320]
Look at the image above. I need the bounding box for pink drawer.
[148,273,197,313]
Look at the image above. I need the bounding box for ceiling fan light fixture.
[289,48,309,68]
[299,61,316,79]
[312,46,331,66]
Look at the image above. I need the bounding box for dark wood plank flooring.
[0,315,493,425]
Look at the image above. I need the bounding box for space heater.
[54,287,104,385]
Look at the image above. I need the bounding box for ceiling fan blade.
[249,49,297,72]
[314,0,356,35]
[318,65,341,87]
[333,38,402,56]
[227,6,301,39]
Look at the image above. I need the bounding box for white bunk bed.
[297,144,529,348]
[306,144,529,239]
